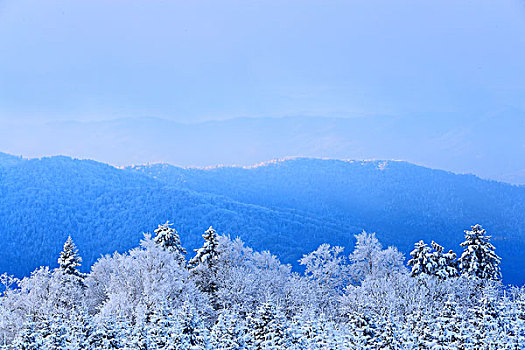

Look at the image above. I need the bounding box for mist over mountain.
[1,112,524,184]
[1,153,524,284]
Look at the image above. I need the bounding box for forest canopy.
[0,222,517,349]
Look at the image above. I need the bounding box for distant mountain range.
[1,153,524,284]
[1,113,524,184]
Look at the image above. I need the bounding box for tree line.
[1,222,521,349]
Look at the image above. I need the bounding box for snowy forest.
[0,222,521,349]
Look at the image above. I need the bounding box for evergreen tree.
[467,296,500,349]
[407,240,432,277]
[65,310,93,350]
[58,236,83,278]
[429,241,459,280]
[127,318,150,350]
[189,226,221,308]
[374,313,403,350]
[146,305,176,350]
[88,317,124,350]
[346,311,374,350]
[41,314,67,350]
[311,317,337,350]
[458,225,502,281]
[441,248,460,280]
[210,311,246,350]
[175,303,208,350]
[247,302,289,350]
[506,289,525,350]
[153,221,186,261]
[10,320,42,350]
[434,297,464,349]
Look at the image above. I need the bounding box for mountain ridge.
[1,112,523,183]
[1,153,524,284]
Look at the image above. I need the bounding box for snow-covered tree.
[210,311,247,350]
[467,294,501,349]
[349,231,382,281]
[10,320,41,350]
[407,240,432,277]
[153,221,186,261]
[458,224,502,281]
[189,226,221,308]
[85,234,189,319]
[428,241,459,280]
[375,246,406,278]
[0,222,516,349]
[175,302,208,350]
[299,243,349,292]
[247,301,290,350]
[345,310,375,349]
[374,313,403,350]
[88,316,124,349]
[58,235,83,278]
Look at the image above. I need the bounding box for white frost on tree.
[153,221,186,262]
[58,235,83,278]
[349,231,382,281]
[458,224,501,281]
[189,226,221,308]
[407,240,432,277]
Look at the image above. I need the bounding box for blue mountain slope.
[130,158,525,285]
[2,154,524,284]
[0,155,355,278]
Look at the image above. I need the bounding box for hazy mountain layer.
[1,113,524,184]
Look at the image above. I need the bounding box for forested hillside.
[0,154,354,279]
[131,158,525,284]
[1,153,525,284]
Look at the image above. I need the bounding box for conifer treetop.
[189,226,220,268]
[58,235,82,277]
[153,221,187,256]
[458,224,501,281]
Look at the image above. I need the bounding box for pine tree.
[458,225,502,281]
[409,310,437,350]
[434,297,464,349]
[58,235,83,278]
[146,305,176,350]
[189,226,221,308]
[175,303,208,350]
[429,241,459,280]
[65,310,93,350]
[407,240,432,277]
[346,311,374,350]
[441,248,460,280]
[153,221,186,261]
[41,314,67,350]
[506,289,525,350]
[467,296,500,349]
[210,311,247,350]
[247,302,290,350]
[312,317,337,350]
[88,317,124,350]
[127,318,150,350]
[374,313,403,350]
[10,320,42,350]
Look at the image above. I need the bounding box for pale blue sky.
[0,0,525,183]
[1,0,524,123]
